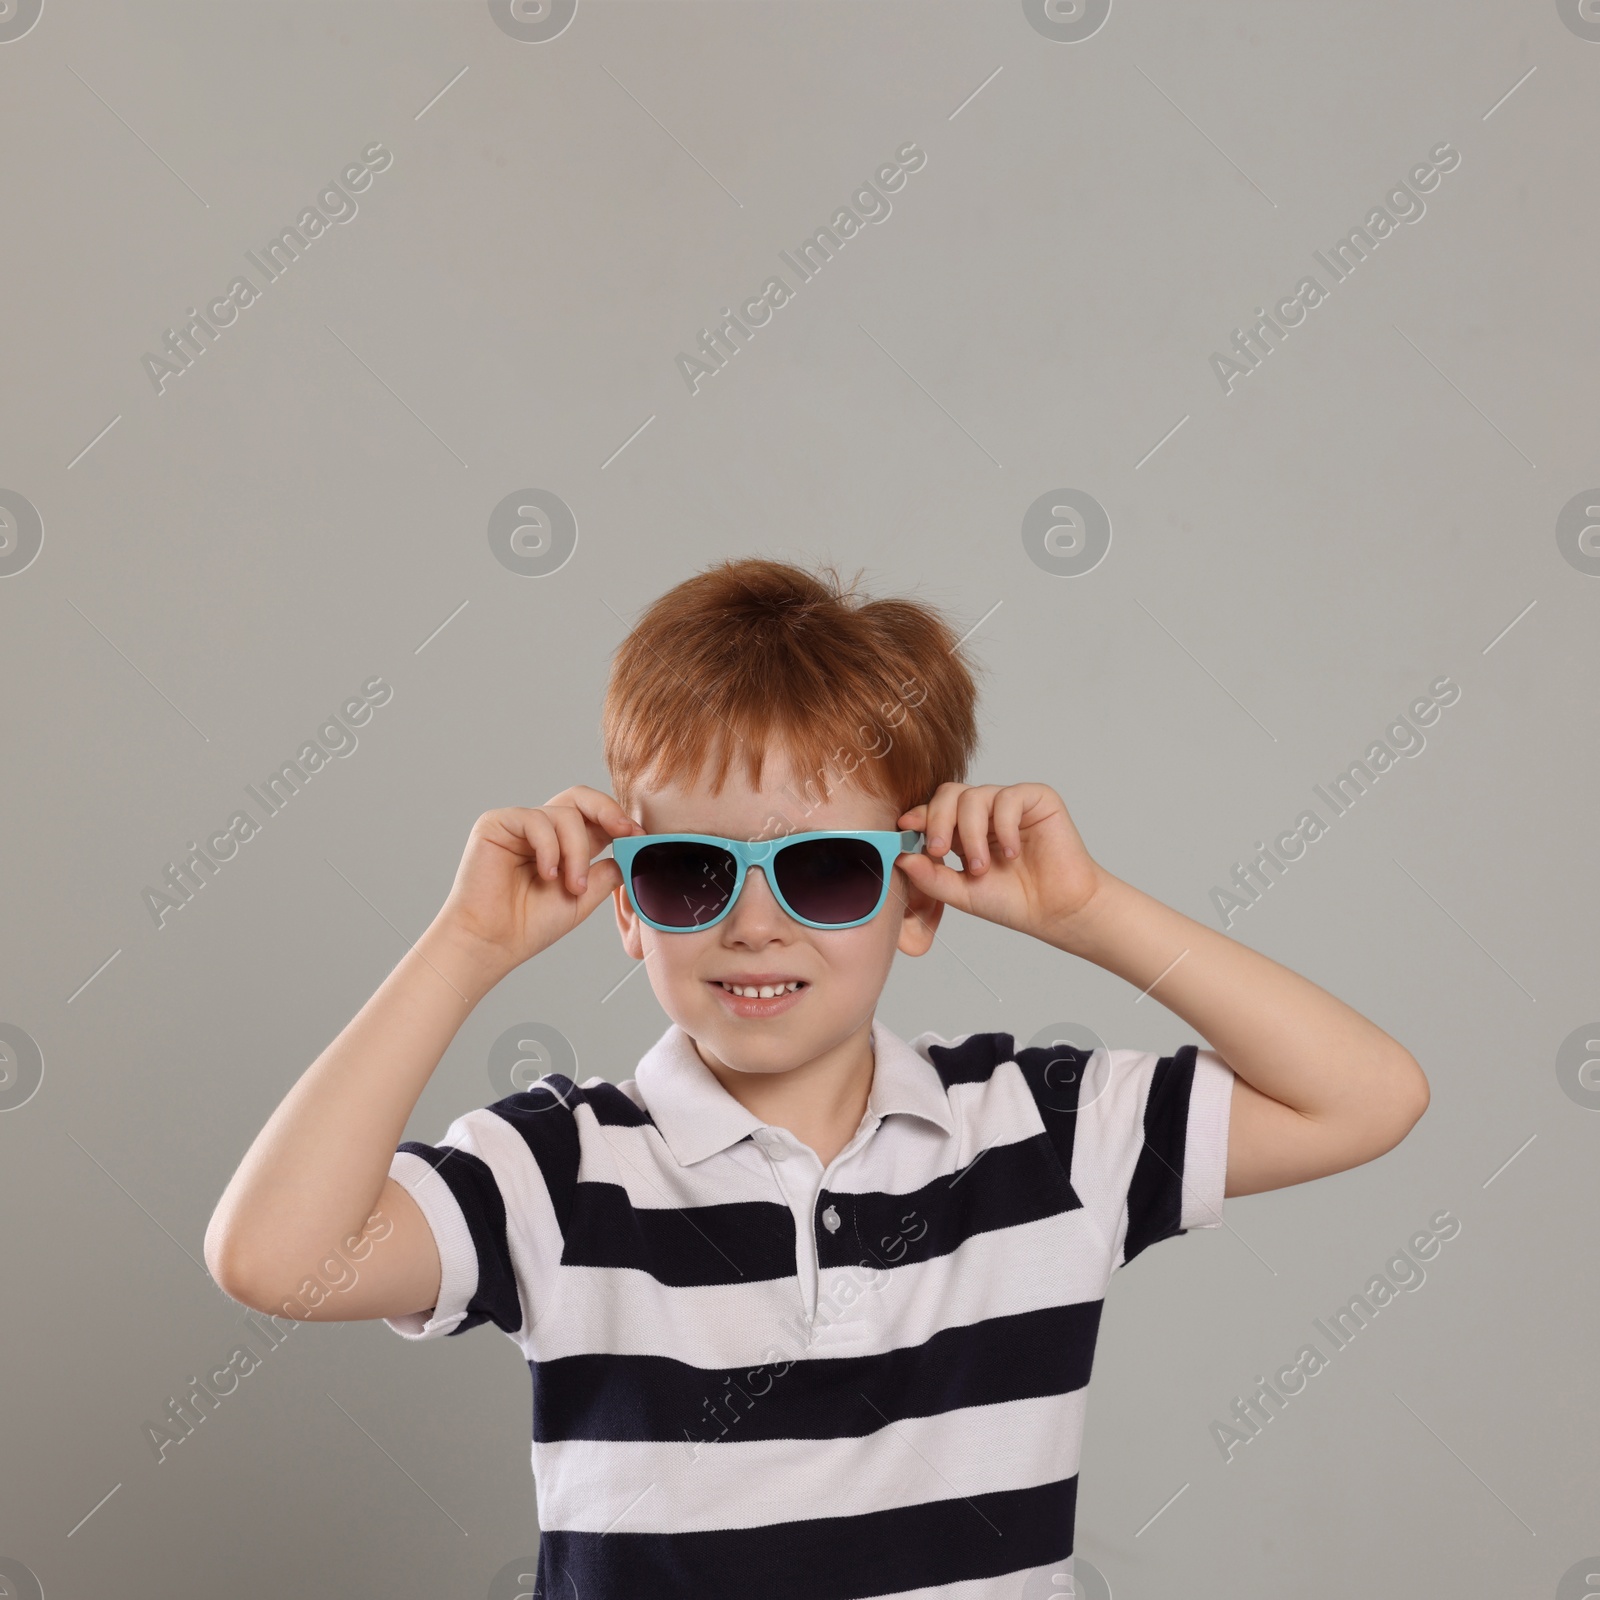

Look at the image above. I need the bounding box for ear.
[614,883,645,960]
[895,865,945,957]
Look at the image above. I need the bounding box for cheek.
[648,930,724,991]
[817,925,897,982]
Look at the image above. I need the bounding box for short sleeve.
[383,1077,579,1343]
[1058,1043,1234,1269]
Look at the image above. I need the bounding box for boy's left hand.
[896,782,1105,945]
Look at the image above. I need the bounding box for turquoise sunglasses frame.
[609,829,925,933]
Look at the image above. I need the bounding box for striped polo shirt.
[385,1018,1234,1599]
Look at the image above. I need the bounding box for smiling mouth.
[712,979,808,998]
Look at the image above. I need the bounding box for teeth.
[719,980,802,997]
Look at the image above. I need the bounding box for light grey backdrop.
[2,2,1596,1596]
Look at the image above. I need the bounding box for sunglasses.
[609,829,925,932]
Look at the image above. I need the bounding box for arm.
[897,782,1429,1198]
[1039,871,1429,1195]
[203,790,638,1321]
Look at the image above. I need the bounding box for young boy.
[205,557,1429,1598]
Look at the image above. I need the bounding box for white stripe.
[382,1104,569,1346]
[534,1204,1114,1364]
[534,1388,1087,1533]
[1181,1050,1234,1229]
[584,1065,1045,1207]
[578,1107,771,1207]
[383,1150,480,1340]
[474,1102,571,1344]
[579,1054,1104,1214]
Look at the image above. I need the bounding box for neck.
[694,1016,876,1167]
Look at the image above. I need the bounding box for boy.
[205,557,1429,1598]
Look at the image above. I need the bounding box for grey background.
[2,1,1596,1595]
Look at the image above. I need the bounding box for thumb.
[898,849,969,909]
[572,855,625,919]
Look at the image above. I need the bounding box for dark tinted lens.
[773,837,884,925]
[630,841,738,928]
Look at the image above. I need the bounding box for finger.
[923,782,967,859]
[492,807,562,881]
[556,786,645,850]
[896,848,974,913]
[991,785,1028,859]
[569,853,625,918]
[955,786,1002,872]
[547,804,598,895]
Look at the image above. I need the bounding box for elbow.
[1373,1050,1430,1157]
[1398,1050,1431,1128]
[203,1221,257,1307]
[204,1221,298,1319]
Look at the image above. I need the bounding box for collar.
[633,1016,956,1168]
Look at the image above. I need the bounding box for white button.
[766,1141,788,1161]
[822,1205,841,1233]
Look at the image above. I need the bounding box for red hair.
[602,557,983,825]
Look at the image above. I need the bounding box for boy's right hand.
[430,786,643,979]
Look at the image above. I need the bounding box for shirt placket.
[750,1116,880,1335]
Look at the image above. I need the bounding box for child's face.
[612,746,944,1078]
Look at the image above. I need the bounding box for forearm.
[1043,869,1425,1125]
[204,920,510,1295]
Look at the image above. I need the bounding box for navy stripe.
[921,1031,1092,1195]
[1122,1045,1197,1264]
[532,1300,1103,1444]
[487,1079,583,1234]
[923,1030,1019,1088]
[816,1130,1080,1272]
[563,1184,797,1286]
[535,1475,1077,1600]
[574,1078,655,1129]
[396,1140,522,1336]
[1012,1041,1092,1178]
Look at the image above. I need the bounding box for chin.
[693,1022,809,1074]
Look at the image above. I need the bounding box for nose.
[724,863,791,935]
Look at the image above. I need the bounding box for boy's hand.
[431,787,643,978]
[896,782,1106,947]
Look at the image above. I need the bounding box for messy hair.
[602,557,983,824]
